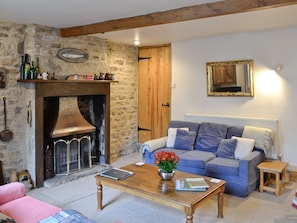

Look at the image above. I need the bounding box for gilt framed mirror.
[207,59,254,97]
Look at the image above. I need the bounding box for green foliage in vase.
[155,151,180,173]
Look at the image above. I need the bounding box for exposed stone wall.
[0,22,138,183]
[0,22,28,183]
[108,43,138,160]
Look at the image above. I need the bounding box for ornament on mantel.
[9,170,18,182]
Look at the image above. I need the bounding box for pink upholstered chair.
[0,182,61,223]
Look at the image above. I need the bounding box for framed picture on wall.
[206,59,254,97]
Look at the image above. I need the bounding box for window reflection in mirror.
[207,60,254,96]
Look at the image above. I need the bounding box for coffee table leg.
[217,191,224,218]
[185,208,193,223]
[97,183,103,210]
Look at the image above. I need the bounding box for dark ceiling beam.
[60,0,297,37]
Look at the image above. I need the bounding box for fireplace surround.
[18,79,114,187]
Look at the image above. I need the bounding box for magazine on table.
[185,178,209,189]
[175,178,208,192]
[100,168,134,180]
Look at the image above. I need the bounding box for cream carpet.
[28,153,297,223]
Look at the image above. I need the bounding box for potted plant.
[155,151,180,180]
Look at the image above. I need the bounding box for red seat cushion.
[0,196,61,223]
[0,182,25,205]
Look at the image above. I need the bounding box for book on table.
[185,178,209,189]
[175,178,209,192]
[100,168,134,180]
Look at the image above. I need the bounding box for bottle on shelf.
[24,54,31,80]
[20,55,25,79]
[35,57,40,78]
[51,72,56,80]
[20,54,43,80]
[29,61,35,79]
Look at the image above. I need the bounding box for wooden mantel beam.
[61,0,297,37]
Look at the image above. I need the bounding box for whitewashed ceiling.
[1,0,297,46]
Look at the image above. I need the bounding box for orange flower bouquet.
[155,151,180,173]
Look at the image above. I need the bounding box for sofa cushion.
[0,182,25,205]
[178,150,216,169]
[227,126,244,138]
[206,157,240,176]
[195,122,228,153]
[0,196,61,223]
[174,129,197,150]
[232,136,255,160]
[166,127,189,147]
[215,138,237,159]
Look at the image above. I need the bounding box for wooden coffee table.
[95,164,226,223]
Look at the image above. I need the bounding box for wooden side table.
[257,161,288,196]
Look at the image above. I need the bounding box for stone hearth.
[43,164,110,188]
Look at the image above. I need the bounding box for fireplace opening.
[43,95,106,179]
[54,135,92,175]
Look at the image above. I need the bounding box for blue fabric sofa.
[142,120,272,197]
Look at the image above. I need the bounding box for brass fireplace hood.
[50,96,96,138]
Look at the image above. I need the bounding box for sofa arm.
[0,182,25,205]
[239,151,263,182]
[141,137,167,157]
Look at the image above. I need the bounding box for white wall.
[171,26,297,169]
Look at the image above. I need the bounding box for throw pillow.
[232,136,255,160]
[166,127,189,147]
[174,129,197,150]
[195,122,228,152]
[215,138,237,159]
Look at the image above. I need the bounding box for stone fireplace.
[19,79,112,187]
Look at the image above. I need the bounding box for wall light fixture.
[274,64,283,74]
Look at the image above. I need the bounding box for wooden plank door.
[138,45,171,143]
